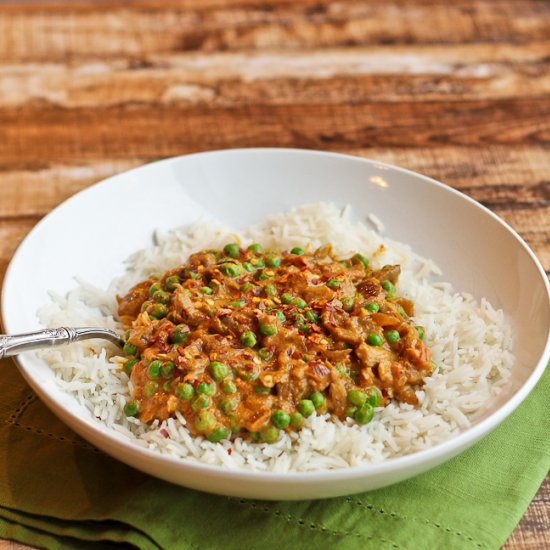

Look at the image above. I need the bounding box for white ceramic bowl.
[2,149,549,500]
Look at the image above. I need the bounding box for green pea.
[195,410,216,433]
[305,310,319,323]
[223,243,240,259]
[385,330,400,344]
[124,329,131,340]
[289,412,304,428]
[208,425,229,443]
[345,405,358,418]
[326,279,340,288]
[347,389,366,407]
[123,343,137,357]
[336,364,347,377]
[258,347,272,361]
[397,305,406,317]
[295,315,310,334]
[266,255,281,268]
[150,303,168,319]
[153,290,171,304]
[176,383,194,401]
[290,247,305,255]
[161,361,175,378]
[222,380,237,394]
[148,282,161,297]
[220,263,242,278]
[227,413,242,434]
[271,410,291,429]
[242,262,254,273]
[250,432,261,442]
[209,361,228,381]
[235,364,259,381]
[200,286,213,295]
[191,394,211,411]
[274,310,286,323]
[353,253,369,269]
[341,297,354,312]
[382,280,396,298]
[165,275,181,291]
[291,297,307,309]
[184,269,198,280]
[260,425,280,443]
[415,326,425,340]
[365,387,382,407]
[294,313,309,332]
[147,360,162,379]
[310,391,325,409]
[240,330,257,348]
[228,298,245,308]
[265,284,277,296]
[365,301,379,313]
[251,258,265,269]
[298,399,315,418]
[281,293,293,304]
[123,401,139,417]
[355,403,374,425]
[367,333,383,346]
[143,381,158,397]
[124,358,138,375]
[247,243,263,254]
[259,322,277,337]
[219,397,239,413]
[240,282,254,292]
[197,381,215,395]
[171,325,189,343]
[163,380,173,392]
[254,385,272,395]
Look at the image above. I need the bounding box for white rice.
[37,203,513,471]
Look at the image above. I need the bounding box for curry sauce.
[118,243,433,443]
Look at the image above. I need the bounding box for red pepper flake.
[227,448,233,455]
[160,428,169,439]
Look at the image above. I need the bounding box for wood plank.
[0,160,141,217]
[1,41,550,108]
[504,477,550,549]
[0,98,549,162]
[0,1,549,62]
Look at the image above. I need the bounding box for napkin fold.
[0,359,548,550]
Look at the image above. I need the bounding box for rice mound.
[37,203,514,471]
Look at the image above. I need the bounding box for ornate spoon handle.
[0,327,124,359]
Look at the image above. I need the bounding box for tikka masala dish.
[118,243,433,444]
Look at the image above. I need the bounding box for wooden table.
[0,1,548,548]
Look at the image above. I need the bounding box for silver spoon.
[0,327,124,359]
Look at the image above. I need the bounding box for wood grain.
[0,1,548,548]
[1,1,550,62]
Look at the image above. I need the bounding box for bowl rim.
[2,147,549,482]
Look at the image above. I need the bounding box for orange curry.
[118,243,433,443]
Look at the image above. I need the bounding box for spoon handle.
[0,327,124,359]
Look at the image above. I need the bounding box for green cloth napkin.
[0,360,548,550]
